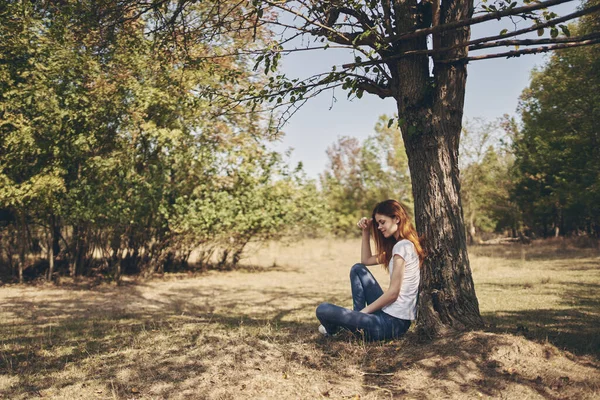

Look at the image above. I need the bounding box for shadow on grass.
[481,282,600,359]
[468,242,600,262]
[1,276,598,399]
[0,282,345,399]
[187,261,305,275]
[348,331,598,400]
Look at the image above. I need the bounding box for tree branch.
[432,0,441,53]
[386,0,576,44]
[336,6,375,30]
[381,0,394,38]
[468,2,600,48]
[340,3,600,69]
[263,0,356,46]
[470,32,600,51]
[451,38,600,63]
[352,77,393,99]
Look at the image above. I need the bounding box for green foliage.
[0,0,326,281]
[514,6,600,237]
[320,115,412,236]
[460,117,521,241]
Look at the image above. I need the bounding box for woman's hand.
[359,216,378,265]
[357,217,372,231]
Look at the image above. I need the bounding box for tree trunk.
[404,113,483,336]
[52,218,61,259]
[70,224,88,277]
[47,215,56,281]
[467,215,476,245]
[47,229,55,281]
[17,213,26,284]
[391,0,483,336]
[70,225,78,277]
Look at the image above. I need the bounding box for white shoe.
[318,325,329,336]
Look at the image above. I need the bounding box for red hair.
[371,199,425,270]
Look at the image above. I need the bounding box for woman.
[316,199,425,341]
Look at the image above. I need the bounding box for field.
[0,238,599,399]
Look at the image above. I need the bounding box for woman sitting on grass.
[316,199,425,341]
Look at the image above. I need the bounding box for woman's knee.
[317,303,331,319]
[316,302,333,319]
[350,263,367,277]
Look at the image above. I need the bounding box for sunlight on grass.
[470,241,600,358]
[1,238,599,399]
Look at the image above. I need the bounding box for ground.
[0,238,599,399]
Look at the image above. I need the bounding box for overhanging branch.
[470,32,600,51]
[354,80,393,99]
[340,4,600,69]
[468,4,600,49]
[262,0,357,46]
[386,0,575,44]
[448,38,600,62]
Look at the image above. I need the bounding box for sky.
[268,1,580,179]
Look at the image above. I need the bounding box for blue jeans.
[316,263,411,341]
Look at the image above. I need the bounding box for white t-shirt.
[382,239,420,320]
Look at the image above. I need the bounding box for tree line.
[0,1,328,283]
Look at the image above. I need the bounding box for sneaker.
[318,324,329,336]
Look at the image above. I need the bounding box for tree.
[320,114,412,236]
[459,117,520,242]
[320,136,366,235]
[362,115,413,211]
[515,3,600,237]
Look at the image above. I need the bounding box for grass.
[470,239,600,357]
[0,238,599,399]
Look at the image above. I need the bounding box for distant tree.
[320,136,366,235]
[515,2,600,237]
[460,118,520,242]
[361,115,413,210]
[320,115,412,235]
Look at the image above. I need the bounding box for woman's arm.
[361,255,405,314]
[358,217,378,265]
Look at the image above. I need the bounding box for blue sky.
[268,1,580,179]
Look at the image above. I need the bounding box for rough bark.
[404,114,484,337]
[391,0,483,336]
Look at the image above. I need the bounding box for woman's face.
[374,213,399,239]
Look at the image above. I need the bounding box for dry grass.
[470,239,600,357]
[0,238,599,399]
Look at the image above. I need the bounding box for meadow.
[0,238,598,399]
